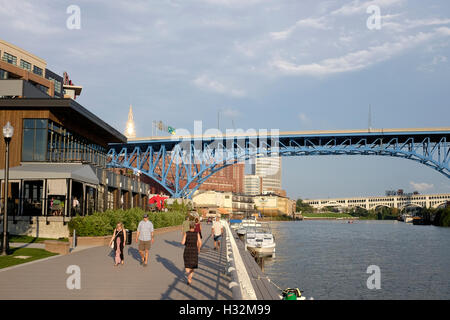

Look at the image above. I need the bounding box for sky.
[1,0,449,199]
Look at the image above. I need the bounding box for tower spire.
[125,104,136,138]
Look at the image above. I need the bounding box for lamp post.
[261,197,266,218]
[2,121,13,256]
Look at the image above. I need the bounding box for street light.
[261,197,266,218]
[2,121,13,256]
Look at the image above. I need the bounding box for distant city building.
[244,174,262,195]
[386,189,419,197]
[253,194,296,217]
[192,190,254,216]
[124,105,136,139]
[198,163,244,194]
[254,156,282,195]
[192,190,294,217]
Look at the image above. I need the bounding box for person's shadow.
[107,248,116,262]
[155,254,185,277]
[164,239,184,248]
[127,247,142,262]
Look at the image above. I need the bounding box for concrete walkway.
[10,242,45,249]
[0,224,232,300]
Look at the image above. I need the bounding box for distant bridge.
[303,193,450,211]
[107,127,450,198]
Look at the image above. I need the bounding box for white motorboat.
[403,214,413,223]
[236,218,261,238]
[229,219,242,230]
[241,218,261,228]
[245,222,276,257]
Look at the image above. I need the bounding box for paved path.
[0,224,232,300]
[10,242,45,249]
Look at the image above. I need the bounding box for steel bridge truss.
[107,132,450,198]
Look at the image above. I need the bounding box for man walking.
[136,214,154,267]
[211,216,223,251]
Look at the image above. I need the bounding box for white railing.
[221,220,257,300]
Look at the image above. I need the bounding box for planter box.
[44,240,70,255]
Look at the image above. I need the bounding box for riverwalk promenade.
[0,224,232,300]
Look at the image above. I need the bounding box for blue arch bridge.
[107,127,450,199]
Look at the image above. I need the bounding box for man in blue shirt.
[136,214,154,267]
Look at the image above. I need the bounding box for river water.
[263,220,450,300]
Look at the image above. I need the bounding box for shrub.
[68,208,185,236]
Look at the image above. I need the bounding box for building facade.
[197,162,244,194]
[192,190,294,217]
[253,156,283,195]
[244,174,262,195]
[253,194,296,217]
[0,40,154,237]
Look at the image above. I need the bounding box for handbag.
[110,230,117,249]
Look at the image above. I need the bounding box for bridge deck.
[125,127,450,143]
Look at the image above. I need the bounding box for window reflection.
[22,118,106,167]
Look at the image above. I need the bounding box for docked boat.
[236,218,261,239]
[403,214,413,223]
[245,222,276,257]
[229,219,242,230]
[412,216,431,225]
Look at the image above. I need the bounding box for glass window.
[33,65,43,76]
[48,77,62,94]
[23,180,44,216]
[2,52,17,65]
[23,119,35,129]
[22,128,34,161]
[35,129,47,161]
[22,119,48,162]
[36,119,48,129]
[20,59,31,71]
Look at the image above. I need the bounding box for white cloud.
[193,75,245,97]
[384,17,450,32]
[417,55,448,72]
[271,29,448,76]
[200,0,266,7]
[270,17,329,40]
[409,181,434,192]
[331,0,404,16]
[0,0,63,35]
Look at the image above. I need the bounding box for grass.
[0,247,58,269]
[302,212,354,218]
[9,235,69,243]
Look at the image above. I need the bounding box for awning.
[218,208,230,214]
[0,163,99,185]
[47,179,67,195]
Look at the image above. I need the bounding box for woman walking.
[109,222,126,267]
[181,221,202,285]
[194,218,202,239]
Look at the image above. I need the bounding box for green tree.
[296,199,314,213]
